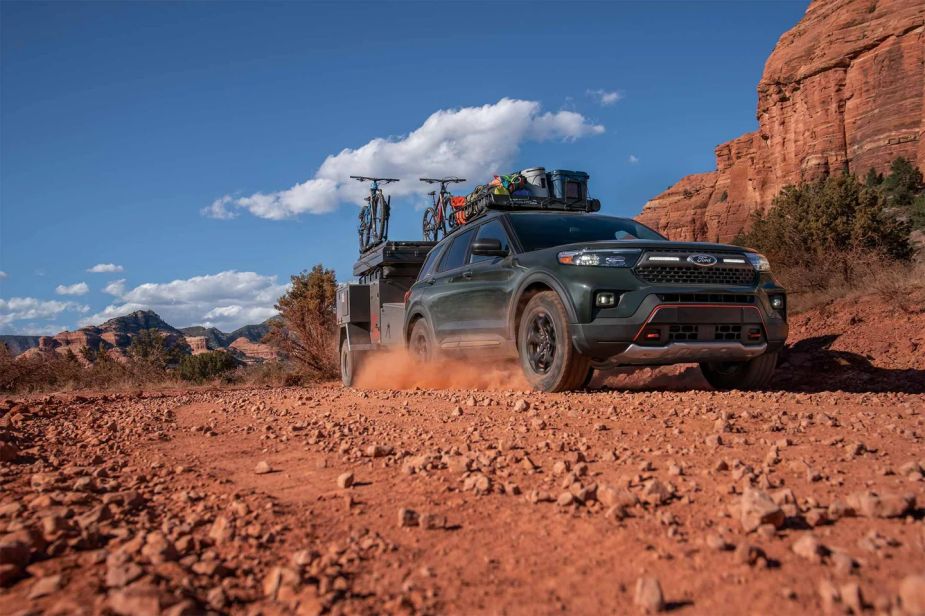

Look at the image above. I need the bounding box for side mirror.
[471,238,507,257]
[588,198,601,212]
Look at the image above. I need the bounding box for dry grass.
[782,252,925,315]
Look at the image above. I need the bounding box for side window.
[437,229,476,273]
[470,219,512,264]
[417,246,442,280]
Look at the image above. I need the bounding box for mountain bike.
[420,177,466,241]
[351,176,399,252]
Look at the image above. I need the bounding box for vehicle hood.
[548,240,751,253]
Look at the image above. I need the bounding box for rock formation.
[637,0,925,242]
[3,310,277,364]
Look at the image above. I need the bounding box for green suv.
[403,210,788,392]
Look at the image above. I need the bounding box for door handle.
[462,270,472,280]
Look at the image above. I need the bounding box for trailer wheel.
[409,319,436,363]
[340,338,364,387]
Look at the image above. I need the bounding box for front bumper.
[571,293,788,364]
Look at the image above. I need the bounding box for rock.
[208,516,233,545]
[900,574,925,616]
[365,444,393,458]
[839,582,863,615]
[792,534,828,563]
[263,566,299,599]
[634,577,665,613]
[557,492,575,507]
[254,460,273,474]
[513,399,530,412]
[641,480,672,506]
[0,442,17,462]
[637,0,925,242]
[830,551,855,577]
[598,485,638,509]
[337,472,354,489]
[0,563,23,587]
[846,490,915,518]
[28,573,63,599]
[734,543,767,567]
[398,508,419,528]
[420,512,447,530]
[107,583,165,616]
[739,487,785,532]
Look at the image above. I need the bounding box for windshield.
[507,213,666,251]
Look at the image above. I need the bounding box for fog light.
[643,328,660,341]
[596,292,616,307]
[770,295,785,310]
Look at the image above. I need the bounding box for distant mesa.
[1,309,278,365]
[637,0,925,242]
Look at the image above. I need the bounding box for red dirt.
[1,294,923,615]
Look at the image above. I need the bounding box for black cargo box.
[352,241,436,278]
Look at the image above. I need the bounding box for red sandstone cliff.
[637,0,925,242]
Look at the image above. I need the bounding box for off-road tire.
[517,291,591,392]
[699,352,778,391]
[340,338,364,387]
[409,318,437,363]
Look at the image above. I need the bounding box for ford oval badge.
[687,254,718,266]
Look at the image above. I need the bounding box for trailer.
[336,240,435,385]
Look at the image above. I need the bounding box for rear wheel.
[340,338,364,387]
[517,291,590,392]
[422,208,439,241]
[699,352,778,390]
[409,319,437,363]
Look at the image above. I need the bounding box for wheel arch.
[508,273,578,342]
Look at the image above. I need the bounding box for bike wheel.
[358,207,372,251]
[422,208,438,241]
[446,201,458,230]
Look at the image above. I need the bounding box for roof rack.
[477,192,601,213]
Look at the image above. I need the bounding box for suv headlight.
[745,252,771,272]
[558,249,641,268]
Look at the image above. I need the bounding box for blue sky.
[0,0,807,334]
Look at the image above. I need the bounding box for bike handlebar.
[419,177,467,185]
[350,175,400,185]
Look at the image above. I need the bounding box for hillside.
[3,310,276,364]
[179,320,272,348]
[637,0,925,241]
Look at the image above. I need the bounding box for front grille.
[668,324,698,341]
[657,293,754,304]
[714,324,742,341]
[635,265,756,286]
[638,323,765,345]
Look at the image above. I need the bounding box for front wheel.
[699,352,778,391]
[517,291,590,392]
[340,338,364,387]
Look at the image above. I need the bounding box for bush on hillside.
[178,351,239,383]
[264,264,339,379]
[738,171,913,293]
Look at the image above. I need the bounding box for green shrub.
[178,351,239,383]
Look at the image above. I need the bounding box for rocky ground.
[1,295,924,615]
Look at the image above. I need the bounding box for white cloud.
[0,271,7,280]
[628,154,640,164]
[55,282,90,296]
[206,98,605,220]
[587,89,623,106]
[0,297,89,332]
[82,271,286,331]
[103,279,126,296]
[87,263,124,273]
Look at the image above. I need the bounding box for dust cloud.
[354,349,529,391]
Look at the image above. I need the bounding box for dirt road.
[1,379,923,615]
[2,295,924,615]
